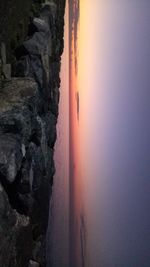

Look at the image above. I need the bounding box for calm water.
[69,1,88,267]
[46,2,69,266]
[47,1,88,267]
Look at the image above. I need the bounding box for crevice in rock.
[30,132,41,147]
[0,161,30,215]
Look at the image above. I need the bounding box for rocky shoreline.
[0,1,66,266]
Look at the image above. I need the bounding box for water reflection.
[69,1,88,267]
[75,91,80,121]
[46,2,69,266]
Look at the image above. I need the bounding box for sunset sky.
[76,1,150,266]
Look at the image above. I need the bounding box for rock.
[23,31,50,56]
[2,63,11,80]
[15,210,30,227]
[0,0,66,266]
[0,42,6,65]
[0,59,2,89]
[29,260,40,267]
[0,43,11,80]
[0,78,38,112]
[41,2,57,22]
[14,56,30,77]
[0,182,17,267]
[45,112,57,148]
[32,240,42,262]
[22,15,51,58]
[33,17,49,33]
[0,134,22,183]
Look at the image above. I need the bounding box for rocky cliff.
[0,1,66,266]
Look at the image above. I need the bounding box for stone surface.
[0,43,11,80]
[0,43,6,64]
[0,0,66,266]
[28,259,40,267]
[2,64,11,79]
[0,133,23,183]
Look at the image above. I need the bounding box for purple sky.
[78,1,150,266]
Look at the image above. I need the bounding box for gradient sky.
[77,1,150,266]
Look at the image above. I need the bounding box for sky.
[76,1,150,266]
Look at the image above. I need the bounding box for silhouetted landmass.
[69,0,80,74]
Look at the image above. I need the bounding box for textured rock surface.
[0,1,66,266]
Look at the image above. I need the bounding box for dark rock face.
[0,1,66,267]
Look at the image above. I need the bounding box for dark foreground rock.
[0,1,66,266]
